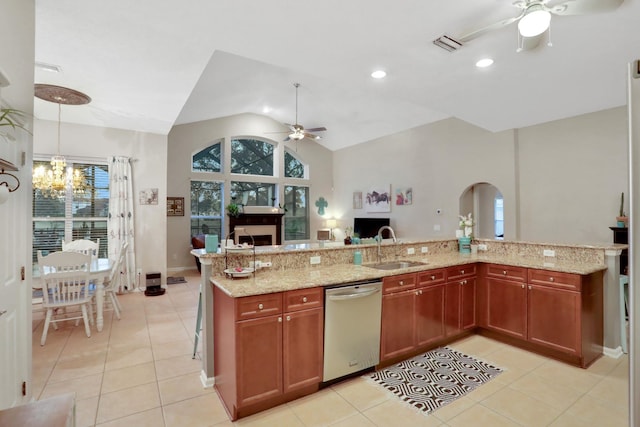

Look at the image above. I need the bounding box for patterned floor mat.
[166,276,187,284]
[369,346,503,414]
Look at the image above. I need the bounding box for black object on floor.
[145,271,165,296]
[166,276,187,285]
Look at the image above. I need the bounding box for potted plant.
[226,202,240,218]
[0,108,31,141]
[617,192,628,227]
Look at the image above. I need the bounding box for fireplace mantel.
[229,213,285,245]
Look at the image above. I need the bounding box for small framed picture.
[167,196,184,216]
[317,229,331,241]
[353,191,363,209]
[139,188,159,205]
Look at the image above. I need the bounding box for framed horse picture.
[365,185,391,213]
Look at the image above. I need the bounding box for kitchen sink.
[363,260,428,270]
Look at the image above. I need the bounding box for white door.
[0,129,32,409]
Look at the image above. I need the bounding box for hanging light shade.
[32,84,91,198]
[518,5,551,37]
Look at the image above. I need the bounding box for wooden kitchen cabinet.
[380,273,416,361]
[415,269,446,347]
[214,286,323,420]
[445,264,476,337]
[483,264,528,339]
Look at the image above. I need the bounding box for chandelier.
[32,84,91,198]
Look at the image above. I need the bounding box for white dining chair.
[39,251,95,346]
[62,238,100,261]
[101,242,129,320]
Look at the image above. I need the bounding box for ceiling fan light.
[289,131,304,141]
[518,8,551,37]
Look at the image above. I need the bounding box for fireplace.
[229,213,284,246]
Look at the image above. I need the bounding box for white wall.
[333,118,517,241]
[167,113,333,270]
[332,108,628,246]
[33,119,168,282]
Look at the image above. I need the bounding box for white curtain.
[108,156,137,291]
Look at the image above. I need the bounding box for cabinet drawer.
[447,264,476,280]
[486,264,527,282]
[383,273,416,294]
[236,293,283,321]
[284,287,323,312]
[417,269,446,287]
[528,269,581,291]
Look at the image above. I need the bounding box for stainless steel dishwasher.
[323,280,383,382]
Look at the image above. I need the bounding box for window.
[231,181,276,206]
[284,185,309,240]
[191,180,223,237]
[284,150,305,178]
[231,138,274,176]
[33,160,109,265]
[192,140,222,173]
[494,197,504,239]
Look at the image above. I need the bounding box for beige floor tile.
[565,393,629,427]
[531,359,601,392]
[586,354,623,377]
[482,346,547,373]
[329,412,377,427]
[446,403,520,427]
[549,412,612,427]
[40,372,103,400]
[464,375,507,401]
[586,376,629,412]
[96,382,161,424]
[482,387,562,426]
[104,344,154,371]
[509,371,583,410]
[162,393,230,427]
[154,353,201,381]
[363,398,443,427]
[152,337,193,361]
[287,388,358,426]
[331,376,391,411]
[229,403,304,426]
[48,351,108,383]
[75,396,99,427]
[430,395,476,421]
[95,407,165,427]
[101,361,157,394]
[158,372,214,405]
[448,335,509,358]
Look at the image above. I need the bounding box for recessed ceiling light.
[371,70,387,79]
[262,106,272,113]
[475,58,494,68]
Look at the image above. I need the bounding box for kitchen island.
[194,238,624,420]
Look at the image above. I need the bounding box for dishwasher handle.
[327,286,380,301]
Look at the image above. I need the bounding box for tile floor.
[31,271,630,426]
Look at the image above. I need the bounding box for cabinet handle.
[399,280,404,285]
[461,270,465,274]
[521,284,525,289]
[503,270,507,275]
[460,280,467,285]
[258,303,264,310]
[549,277,554,282]
[528,285,532,290]
[431,275,436,280]
[278,317,282,322]
[302,297,308,303]
[416,290,422,295]
[286,315,291,321]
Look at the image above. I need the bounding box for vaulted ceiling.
[34,0,640,151]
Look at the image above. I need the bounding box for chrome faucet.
[377,226,397,263]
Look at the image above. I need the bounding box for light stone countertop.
[210,251,608,298]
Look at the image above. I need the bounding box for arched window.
[231,138,274,176]
[284,150,306,178]
[192,139,222,173]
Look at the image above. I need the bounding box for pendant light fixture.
[32,84,90,199]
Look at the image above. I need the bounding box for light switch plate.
[421,247,429,253]
[407,248,415,255]
[478,244,487,251]
[543,249,556,257]
[310,256,321,265]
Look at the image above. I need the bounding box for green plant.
[0,108,31,141]
[619,192,626,217]
[226,203,240,218]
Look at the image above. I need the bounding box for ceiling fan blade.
[458,12,524,42]
[549,0,623,15]
[304,133,322,140]
[304,127,327,133]
[283,136,291,142]
[517,33,544,52]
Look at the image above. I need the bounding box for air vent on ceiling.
[433,35,463,52]
[35,62,62,73]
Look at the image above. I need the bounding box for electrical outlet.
[262,261,272,267]
[136,268,142,276]
[310,256,321,265]
[421,246,429,253]
[543,249,556,257]
[433,224,441,231]
[407,248,415,255]
[478,244,487,251]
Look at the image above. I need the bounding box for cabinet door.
[283,307,324,393]
[415,284,445,347]
[460,277,477,331]
[486,278,527,339]
[236,315,283,407]
[381,289,415,361]
[527,284,581,355]
[445,282,461,336]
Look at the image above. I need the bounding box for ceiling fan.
[440,0,624,51]
[275,83,326,142]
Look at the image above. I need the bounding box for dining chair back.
[102,242,129,319]
[39,251,95,345]
[62,238,100,261]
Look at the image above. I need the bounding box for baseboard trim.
[167,266,198,274]
[200,370,215,388]
[603,346,624,359]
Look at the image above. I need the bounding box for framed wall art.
[365,185,391,213]
[353,191,363,209]
[139,188,159,205]
[167,196,185,216]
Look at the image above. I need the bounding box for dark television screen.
[353,217,390,239]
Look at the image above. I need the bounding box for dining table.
[34,257,114,332]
